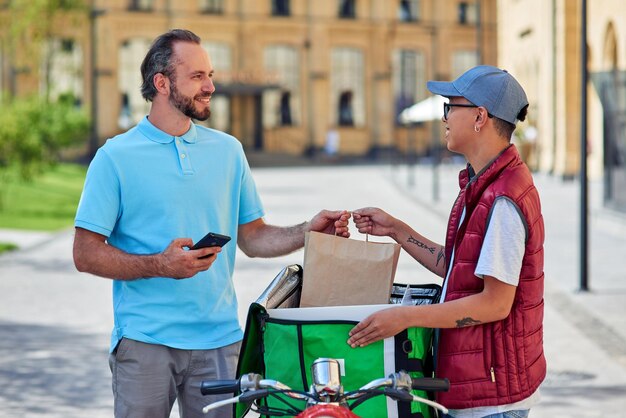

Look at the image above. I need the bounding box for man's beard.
[169,81,211,121]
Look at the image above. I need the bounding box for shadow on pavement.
[0,321,112,416]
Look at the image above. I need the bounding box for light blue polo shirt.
[75,116,265,352]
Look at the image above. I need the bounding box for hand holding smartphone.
[191,232,231,259]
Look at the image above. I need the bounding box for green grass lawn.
[0,163,86,231]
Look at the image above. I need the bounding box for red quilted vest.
[435,145,546,409]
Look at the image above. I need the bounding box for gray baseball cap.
[427,65,528,124]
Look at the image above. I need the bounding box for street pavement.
[1,161,625,417]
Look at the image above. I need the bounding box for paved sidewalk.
[1,162,625,417]
[0,229,56,252]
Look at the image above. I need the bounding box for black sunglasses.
[443,103,477,120]
[443,103,494,120]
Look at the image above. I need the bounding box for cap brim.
[427,81,462,98]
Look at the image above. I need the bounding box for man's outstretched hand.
[308,210,351,238]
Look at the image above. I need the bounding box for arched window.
[338,0,356,18]
[41,37,84,104]
[272,0,290,16]
[280,91,292,125]
[602,22,618,71]
[331,47,364,127]
[263,45,300,127]
[457,2,477,25]
[338,91,354,126]
[203,41,232,132]
[200,0,224,14]
[398,0,419,22]
[128,0,153,11]
[452,50,478,78]
[393,49,425,121]
[118,38,151,128]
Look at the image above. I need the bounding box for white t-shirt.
[441,198,540,417]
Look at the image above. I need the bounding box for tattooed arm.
[352,207,446,278]
[348,275,517,347]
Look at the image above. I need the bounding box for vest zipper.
[490,366,496,383]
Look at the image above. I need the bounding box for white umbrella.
[398,95,447,124]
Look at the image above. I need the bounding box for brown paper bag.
[300,231,401,307]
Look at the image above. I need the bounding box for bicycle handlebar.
[200,379,240,395]
[411,377,450,392]
[200,373,265,395]
[200,370,450,415]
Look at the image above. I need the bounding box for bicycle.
[200,357,449,417]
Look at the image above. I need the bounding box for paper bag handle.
[332,220,368,242]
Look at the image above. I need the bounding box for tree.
[1,0,86,100]
[0,0,89,208]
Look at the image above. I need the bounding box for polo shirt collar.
[138,116,197,144]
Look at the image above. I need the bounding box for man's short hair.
[140,29,202,101]
[494,105,528,140]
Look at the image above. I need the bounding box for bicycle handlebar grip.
[200,379,240,395]
[411,377,450,392]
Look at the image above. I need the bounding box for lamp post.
[579,0,589,291]
[88,2,105,159]
[430,11,440,202]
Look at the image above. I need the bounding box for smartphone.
[191,232,231,258]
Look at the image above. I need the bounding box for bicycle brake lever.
[239,389,271,403]
[384,388,414,402]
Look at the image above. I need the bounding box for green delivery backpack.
[235,265,441,418]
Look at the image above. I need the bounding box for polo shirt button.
[181,154,186,159]
[176,139,181,144]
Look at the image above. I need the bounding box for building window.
[41,38,84,104]
[393,49,425,122]
[452,50,478,78]
[331,48,364,127]
[128,0,153,11]
[263,45,300,127]
[272,0,290,16]
[458,1,477,25]
[279,91,292,125]
[338,0,356,19]
[118,38,152,129]
[398,0,420,22]
[203,42,232,132]
[199,0,224,14]
[338,91,354,126]
[204,42,232,73]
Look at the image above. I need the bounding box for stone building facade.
[498,0,626,212]
[1,0,497,159]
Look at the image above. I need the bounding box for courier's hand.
[348,307,408,347]
[308,210,351,238]
[352,207,397,238]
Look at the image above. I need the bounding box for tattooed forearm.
[407,235,435,254]
[436,248,445,266]
[455,317,481,328]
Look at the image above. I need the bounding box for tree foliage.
[0,94,90,176]
[0,94,89,207]
[0,0,89,208]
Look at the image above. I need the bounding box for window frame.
[128,0,154,12]
[338,0,356,19]
[398,0,420,23]
[199,0,224,14]
[272,0,290,17]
